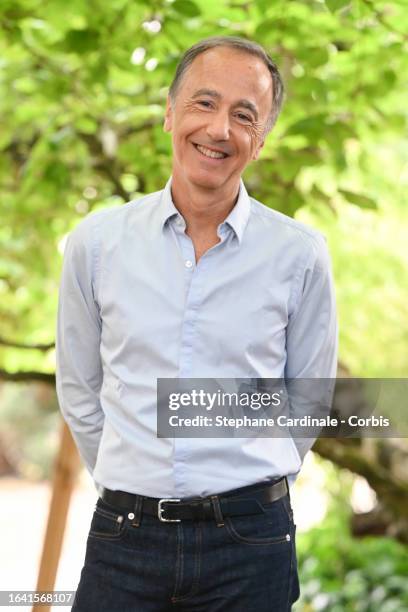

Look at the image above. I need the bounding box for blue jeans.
[72,489,300,611]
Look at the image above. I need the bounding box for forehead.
[179,47,273,111]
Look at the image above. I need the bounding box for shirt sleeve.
[55,216,105,476]
[284,233,338,461]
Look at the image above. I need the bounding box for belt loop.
[284,477,290,500]
[210,495,225,527]
[131,495,143,527]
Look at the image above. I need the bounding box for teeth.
[196,144,227,159]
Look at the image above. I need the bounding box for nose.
[206,109,230,141]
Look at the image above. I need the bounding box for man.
[56,36,338,611]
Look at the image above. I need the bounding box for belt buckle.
[158,498,181,522]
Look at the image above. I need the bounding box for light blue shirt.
[55,177,338,498]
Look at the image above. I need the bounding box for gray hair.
[168,36,285,135]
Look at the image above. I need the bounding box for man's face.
[164,46,273,192]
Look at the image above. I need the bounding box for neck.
[170,172,240,237]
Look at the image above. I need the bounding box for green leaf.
[338,189,378,210]
[255,18,284,40]
[286,115,328,140]
[172,0,201,18]
[325,0,350,13]
[64,29,101,54]
[307,47,330,69]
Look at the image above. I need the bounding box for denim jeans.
[72,488,300,611]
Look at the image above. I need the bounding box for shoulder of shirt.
[249,196,329,266]
[67,189,163,244]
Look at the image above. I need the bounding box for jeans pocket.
[88,499,128,541]
[225,497,293,546]
[289,525,300,606]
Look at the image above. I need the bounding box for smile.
[193,143,229,160]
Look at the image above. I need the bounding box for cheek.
[174,116,202,143]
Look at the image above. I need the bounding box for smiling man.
[56,36,338,611]
[165,43,275,262]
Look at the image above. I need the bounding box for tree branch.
[78,131,132,201]
[361,0,408,41]
[0,368,55,384]
[0,336,54,351]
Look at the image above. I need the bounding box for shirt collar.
[159,176,251,245]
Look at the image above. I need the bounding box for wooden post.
[33,421,81,612]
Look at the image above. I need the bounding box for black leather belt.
[101,477,288,523]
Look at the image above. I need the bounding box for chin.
[185,169,226,190]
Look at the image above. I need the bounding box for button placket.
[173,233,202,497]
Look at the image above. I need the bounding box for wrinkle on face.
[182,99,202,113]
[244,121,265,154]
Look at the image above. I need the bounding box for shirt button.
[185,260,194,269]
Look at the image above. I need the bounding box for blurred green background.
[0,0,407,609]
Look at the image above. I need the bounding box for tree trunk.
[313,437,408,543]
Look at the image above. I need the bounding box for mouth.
[192,142,230,161]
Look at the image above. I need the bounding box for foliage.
[0,0,407,377]
[298,141,408,377]
[294,492,408,611]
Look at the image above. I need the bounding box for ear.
[163,95,173,133]
[251,139,265,161]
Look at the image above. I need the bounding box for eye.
[236,113,252,122]
[197,100,213,108]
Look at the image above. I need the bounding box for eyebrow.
[191,88,259,121]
